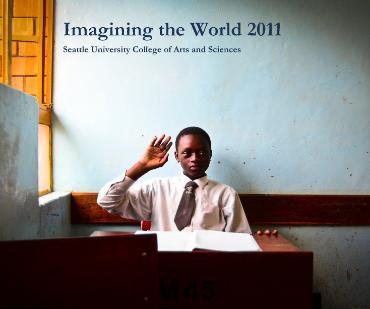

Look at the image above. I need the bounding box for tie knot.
[185,181,198,192]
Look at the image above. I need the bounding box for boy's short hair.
[175,127,212,150]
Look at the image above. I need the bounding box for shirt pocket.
[200,201,224,228]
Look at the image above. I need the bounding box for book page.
[135,231,195,251]
[194,230,261,252]
[135,231,261,252]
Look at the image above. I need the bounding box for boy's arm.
[97,134,172,220]
[223,189,252,233]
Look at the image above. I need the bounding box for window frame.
[1,0,54,196]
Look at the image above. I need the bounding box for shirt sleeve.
[222,188,252,233]
[96,174,153,221]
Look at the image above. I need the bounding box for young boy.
[97,127,251,233]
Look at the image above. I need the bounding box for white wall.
[52,1,370,308]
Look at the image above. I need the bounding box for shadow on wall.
[0,85,71,240]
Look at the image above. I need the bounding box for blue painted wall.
[52,1,370,308]
[53,0,370,193]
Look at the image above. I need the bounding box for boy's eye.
[181,150,206,158]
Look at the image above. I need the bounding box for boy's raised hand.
[126,134,172,180]
[139,134,173,170]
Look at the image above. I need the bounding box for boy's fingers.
[162,135,171,147]
[160,153,169,165]
[154,134,165,147]
[149,136,158,147]
[165,142,173,152]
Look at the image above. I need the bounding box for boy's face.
[175,134,212,180]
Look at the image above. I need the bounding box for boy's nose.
[190,152,200,162]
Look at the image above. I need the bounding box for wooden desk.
[92,232,313,309]
[255,233,301,251]
[0,235,159,308]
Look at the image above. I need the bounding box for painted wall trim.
[71,192,370,225]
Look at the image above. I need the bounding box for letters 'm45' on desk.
[92,231,313,309]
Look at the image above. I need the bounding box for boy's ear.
[174,151,179,162]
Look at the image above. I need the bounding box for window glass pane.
[11,0,39,94]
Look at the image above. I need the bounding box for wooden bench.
[71,192,370,225]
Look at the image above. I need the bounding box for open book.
[135,230,261,252]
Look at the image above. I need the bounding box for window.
[1,0,54,195]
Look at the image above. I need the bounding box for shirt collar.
[180,174,208,190]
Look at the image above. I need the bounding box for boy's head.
[174,127,212,180]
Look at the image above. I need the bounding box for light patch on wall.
[38,124,51,194]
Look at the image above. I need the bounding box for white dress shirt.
[97,173,251,233]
